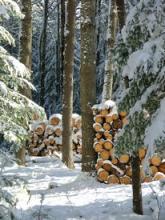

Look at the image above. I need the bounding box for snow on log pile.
[28,114,82,156]
[92,100,165,184]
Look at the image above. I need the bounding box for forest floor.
[3,156,165,220]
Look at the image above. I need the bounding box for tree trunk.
[40,0,49,107]
[19,0,32,99]
[56,2,61,104]
[80,0,97,172]
[131,155,143,215]
[15,147,26,165]
[60,0,65,106]
[96,0,101,65]
[62,0,76,169]
[116,0,125,31]
[102,0,118,101]
[20,0,32,71]
[18,0,32,165]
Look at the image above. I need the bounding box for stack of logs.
[28,114,82,156]
[92,100,165,184]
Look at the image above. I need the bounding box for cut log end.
[108,175,120,184]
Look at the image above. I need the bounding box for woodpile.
[28,114,82,156]
[92,100,165,184]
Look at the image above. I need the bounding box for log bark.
[158,162,165,174]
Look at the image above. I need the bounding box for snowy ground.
[2,156,165,220]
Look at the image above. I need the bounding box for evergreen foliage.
[0,0,45,151]
[114,0,165,157]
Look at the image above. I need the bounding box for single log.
[34,125,45,136]
[100,109,109,116]
[119,154,130,164]
[113,119,122,129]
[126,166,132,177]
[40,122,47,130]
[49,114,62,126]
[138,147,146,160]
[122,117,129,126]
[105,115,113,123]
[119,111,127,118]
[103,140,113,150]
[98,139,105,146]
[104,131,112,140]
[103,123,111,131]
[97,168,109,182]
[120,175,131,185]
[93,142,103,153]
[153,172,165,181]
[48,136,55,145]
[158,162,165,174]
[72,115,81,129]
[111,157,118,165]
[150,155,162,167]
[95,115,104,124]
[97,158,104,166]
[112,114,118,120]
[93,123,102,132]
[103,160,112,172]
[105,160,125,177]
[45,125,55,135]
[95,132,102,139]
[100,150,110,160]
[43,138,50,146]
[150,166,158,176]
[143,176,152,183]
[107,174,119,184]
[55,127,62,136]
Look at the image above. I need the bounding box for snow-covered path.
[4,156,165,220]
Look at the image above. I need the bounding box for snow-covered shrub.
[114,0,165,158]
[0,0,46,152]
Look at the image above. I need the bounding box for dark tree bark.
[40,0,49,107]
[17,0,32,165]
[56,2,61,102]
[96,0,101,65]
[131,155,143,215]
[60,0,65,105]
[62,0,76,169]
[116,0,125,31]
[20,0,32,71]
[80,0,97,172]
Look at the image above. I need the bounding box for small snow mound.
[104,100,116,109]
[49,114,62,121]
